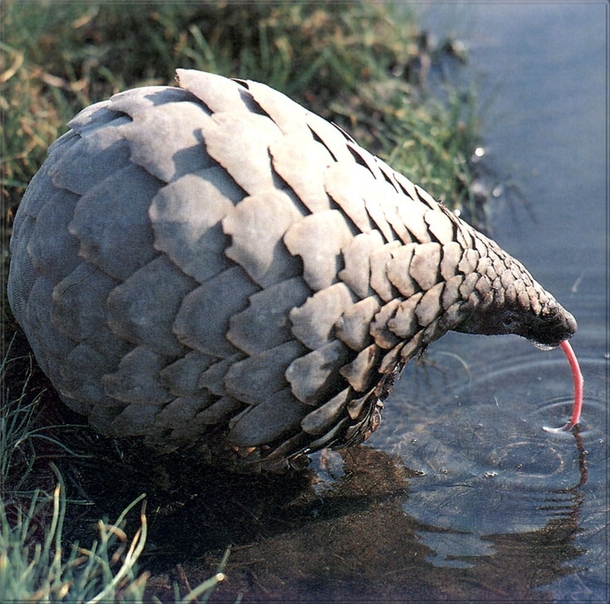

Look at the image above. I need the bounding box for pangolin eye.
[501,313,518,328]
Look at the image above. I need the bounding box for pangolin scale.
[8,69,577,472]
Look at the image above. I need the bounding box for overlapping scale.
[8,68,577,472]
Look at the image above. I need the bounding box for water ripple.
[370,345,606,569]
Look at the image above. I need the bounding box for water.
[366,2,608,601]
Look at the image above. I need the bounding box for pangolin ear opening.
[500,312,519,330]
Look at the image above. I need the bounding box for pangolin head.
[455,293,577,348]
[451,237,577,349]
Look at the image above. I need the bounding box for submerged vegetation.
[1,0,487,599]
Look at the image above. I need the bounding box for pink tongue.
[543,340,584,433]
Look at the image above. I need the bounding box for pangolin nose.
[564,309,578,337]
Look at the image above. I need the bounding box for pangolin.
[7,69,580,472]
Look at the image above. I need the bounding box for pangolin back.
[8,69,577,471]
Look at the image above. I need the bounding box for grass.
[0,338,85,499]
[1,347,46,496]
[0,342,229,601]
[1,0,488,600]
[1,0,484,217]
[0,476,230,602]
[0,482,148,602]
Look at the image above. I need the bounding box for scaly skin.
[8,70,577,471]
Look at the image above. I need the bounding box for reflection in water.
[60,415,593,602]
[109,448,586,601]
[402,426,588,570]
